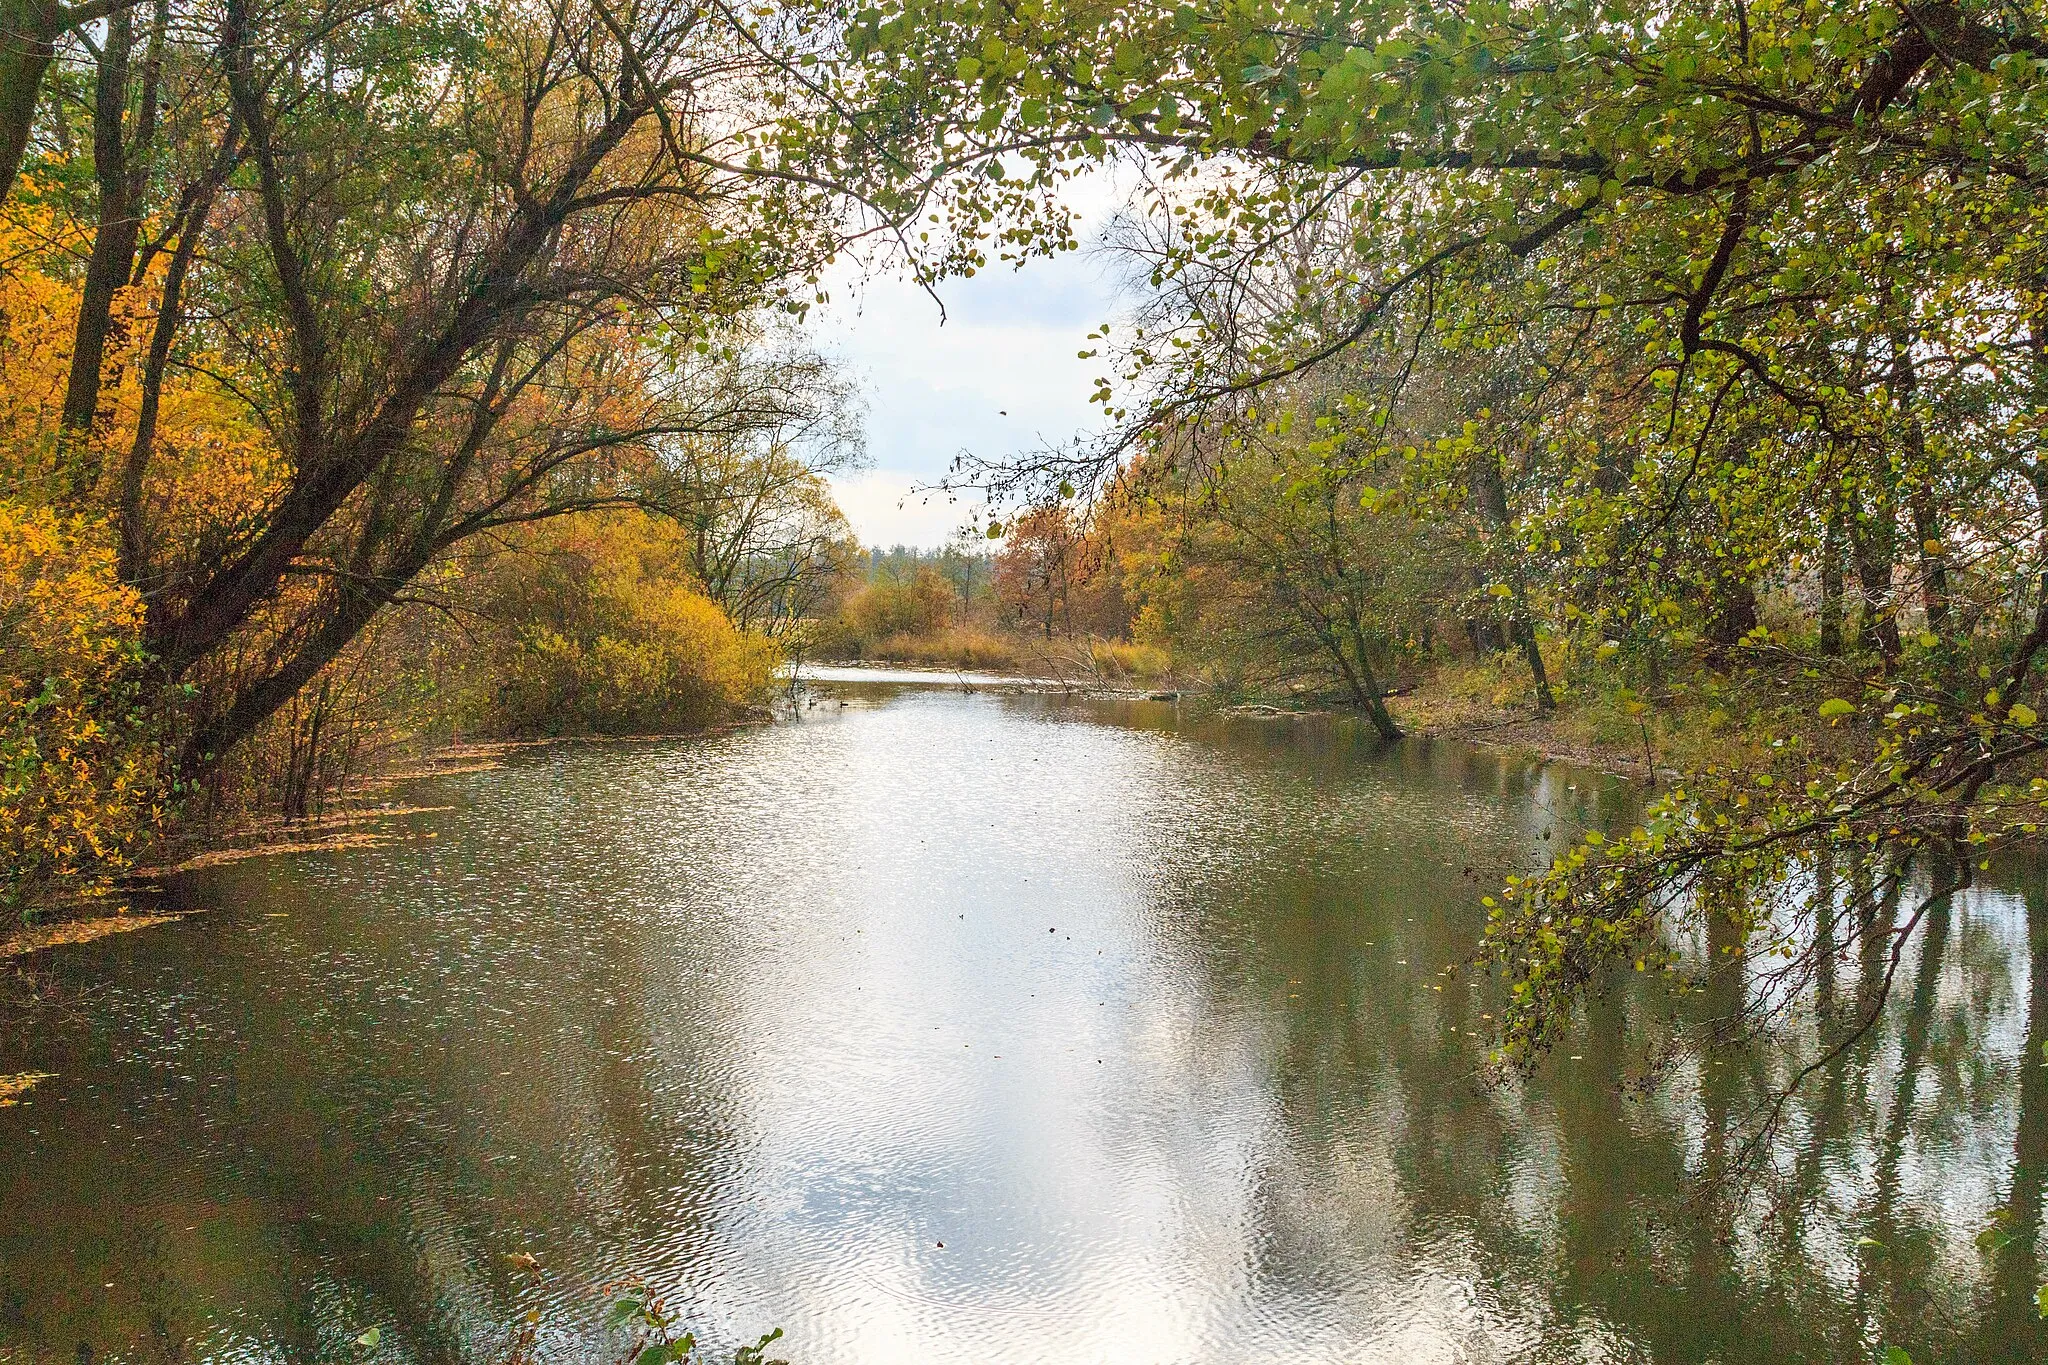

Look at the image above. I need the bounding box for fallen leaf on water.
[0,1072,55,1106]
[156,832,382,872]
[0,914,183,959]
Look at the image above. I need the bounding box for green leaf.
[1882,1348,1912,1365]
[2036,1280,2047,1319]
[355,1328,382,1350]
[735,1328,785,1365]
[1818,698,1855,719]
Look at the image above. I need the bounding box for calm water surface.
[2,679,2044,1364]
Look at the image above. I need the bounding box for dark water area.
[2,677,2044,1363]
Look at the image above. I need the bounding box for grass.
[820,629,1179,685]
[1088,639,1174,681]
[834,628,1024,671]
[1390,642,1850,781]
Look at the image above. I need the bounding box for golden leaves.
[0,1072,56,1106]
[0,913,181,960]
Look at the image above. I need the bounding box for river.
[2,674,2043,1363]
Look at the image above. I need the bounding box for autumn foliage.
[0,503,164,912]
[473,513,779,736]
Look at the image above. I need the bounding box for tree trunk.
[0,0,63,203]
[1819,508,1844,656]
[1704,576,1759,648]
[177,571,392,777]
[146,90,645,681]
[121,135,233,586]
[1470,449,1554,712]
[2028,302,2048,575]
[1909,488,1949,641]
[1337,603,1402,741]
[1852,495,1902,665]
[1511,615,1554,711]
[57,2,145,495]
[1888,331,1950,641]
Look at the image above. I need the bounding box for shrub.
[0,503,166,917]
[477,513,776,735]
[823,569,954,654]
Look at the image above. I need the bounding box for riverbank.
[812,632,1175,688]
[1206,690,1667,785]
[816,652,1699,783]
[1390,669,1670,784]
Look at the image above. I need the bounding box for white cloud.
[809,167,1141,546]
[829,469,986,550]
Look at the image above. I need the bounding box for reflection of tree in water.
[1175,777,2048,1362]
[1980,881,2048,1350]
[5,717,2045,1364]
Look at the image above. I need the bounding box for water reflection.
[0,682,2042,1363]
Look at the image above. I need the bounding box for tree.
[0,0,129,203]
[817,0,2048,1168]
[654,344,864,636]
[5,0,931,785]
[994,504,1083,639]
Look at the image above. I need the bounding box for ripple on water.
[0,684,2040,1364]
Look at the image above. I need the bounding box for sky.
[812,187,1133,550]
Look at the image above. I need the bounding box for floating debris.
[0,1072,55,1106]
[155,832,384,872]
[1,913,183,959]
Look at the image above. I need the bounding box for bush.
[823,569,954,654]
[0,503,166,917]
[476,513,776,735]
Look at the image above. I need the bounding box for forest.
[3,0,2048,1356]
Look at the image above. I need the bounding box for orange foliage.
[475,511,778,735]
[0,502,165,914]
[0,199,80,488]
[0,190,281,529]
